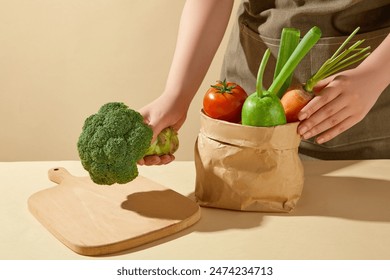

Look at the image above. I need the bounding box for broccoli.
[77,102,179,185]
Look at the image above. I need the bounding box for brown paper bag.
[194,111,304,213]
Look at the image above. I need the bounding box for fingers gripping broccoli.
[77,102,179,185]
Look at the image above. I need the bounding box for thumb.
[150,118,183,143]
[148,122,167,143]
[138,109,164,143]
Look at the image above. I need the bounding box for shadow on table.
[291,160,390,221]
[192,160,390,231]
[290,175,390,220]
[188,175,390,233]
[174,160,390,243]
[109,160,390,256]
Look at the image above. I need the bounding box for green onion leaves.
[304,27,371,92]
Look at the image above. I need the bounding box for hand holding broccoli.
[77,102,179,185]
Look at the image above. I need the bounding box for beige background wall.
[0,0,239,161]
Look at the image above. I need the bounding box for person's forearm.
[163,0,234,110]
[356,33,390,94]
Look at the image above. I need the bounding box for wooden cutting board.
[28,167,201,256]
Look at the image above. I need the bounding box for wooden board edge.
[28,194,201,257]
[76,205,202,256]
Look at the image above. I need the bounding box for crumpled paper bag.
[194,111,304,213]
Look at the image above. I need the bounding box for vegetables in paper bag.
[242,26,322,127]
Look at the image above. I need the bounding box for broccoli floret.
[77,102,179,185]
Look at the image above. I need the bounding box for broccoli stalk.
[145,126,179,156]
[77,102,179,185]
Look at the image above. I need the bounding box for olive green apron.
[221,0,390,159]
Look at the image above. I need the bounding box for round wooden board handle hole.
[48,167,71,184]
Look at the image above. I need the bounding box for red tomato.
[203,80,247,123]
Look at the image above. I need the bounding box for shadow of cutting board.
[28,167,201,256]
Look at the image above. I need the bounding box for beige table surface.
[1,160,390,260]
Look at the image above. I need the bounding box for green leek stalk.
[273,28,301,98]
